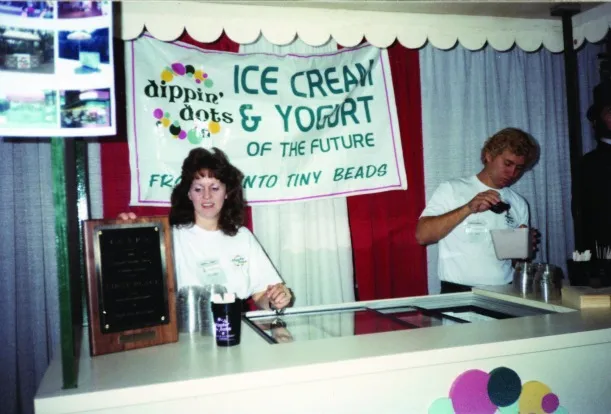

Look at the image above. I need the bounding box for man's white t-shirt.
[420,175,529,286]
[172,225,282,299]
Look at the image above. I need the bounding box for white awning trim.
[120,1,567,52]
[572,3,611,49]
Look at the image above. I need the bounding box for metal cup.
[533,263,563,302]
[177,286,204,334]
[512,261,537,295]
[177,284,229,335]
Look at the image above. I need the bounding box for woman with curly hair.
[120,147,292,311]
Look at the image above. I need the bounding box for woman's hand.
[117,212,137,220]
[266,283,292,310]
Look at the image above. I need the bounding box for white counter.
[35,289,611,414]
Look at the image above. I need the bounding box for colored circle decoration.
[187,129,202,145]
[208,121,221,134]
[178,130,187,140]
[204,78,214,88]
[449,370,497,414]
[487,367,522,407]
[161,117,170,127]
[519,381,551,414]
[430,367,564,414]
[428,397,454,414]
[153,108,163,119]
[185,64,195,74]
[171,62,186,76]
[169,124,181,136]
[161,69,173,83]
[542,393,559,413]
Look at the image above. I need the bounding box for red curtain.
[347,43,428,300]
[100,33,253,228]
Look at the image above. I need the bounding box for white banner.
[0,1,116,138]
[127,35,406,206]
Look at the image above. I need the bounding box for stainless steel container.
[512,261,538,295]
[533,263,563,302]
[177,284,227,335]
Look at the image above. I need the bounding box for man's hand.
[467,190,501,214]
[519,224,541,256]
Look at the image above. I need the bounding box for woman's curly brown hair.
[169,147,245,236]
[480,127,539,168]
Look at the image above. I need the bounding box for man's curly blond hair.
[480,128,538,167]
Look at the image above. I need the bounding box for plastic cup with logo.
[211,293,242,346]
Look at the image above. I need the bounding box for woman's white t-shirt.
[172,225,282,299]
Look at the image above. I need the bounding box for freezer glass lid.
[245,307,417,344]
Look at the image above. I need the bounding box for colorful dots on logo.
[160,62,213,87]
[169,120,187,139]
[488,366,522,407]
[208,121,221,134]
[152,109,186,139]
[449,370,497,414]
[187,128,202,145]
[171,62,186,76]
[161,69,173,83]
[428,367,568,414]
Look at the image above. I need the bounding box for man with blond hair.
[416,128,539,293]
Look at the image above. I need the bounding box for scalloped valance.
[572,2,611,49]
[119,2,611,52]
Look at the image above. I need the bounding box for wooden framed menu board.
[83,216,178,356]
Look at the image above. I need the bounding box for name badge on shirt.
[465,219,488,243]
[197,259,227,285]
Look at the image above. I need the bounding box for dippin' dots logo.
[152,62,222,143]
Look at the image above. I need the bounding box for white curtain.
[578,41,606,154]
[239,38,355,307]
[0,138,59,414]
[420,44,573,293]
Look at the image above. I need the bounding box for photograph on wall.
[0,1,115,137]
[60,88,111,129]
[0,89,57,129]
[57,28,109,75]
[0,26,54,74]
[0,1,54,19]
[58,1,109,19]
